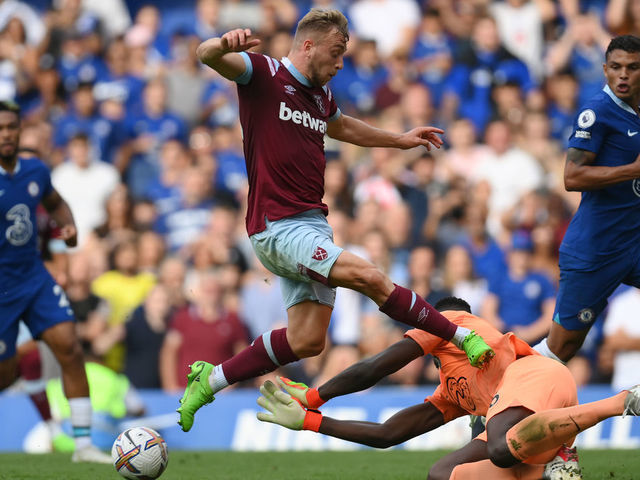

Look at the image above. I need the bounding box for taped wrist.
[305,388,326,409]
[302,410,323,432]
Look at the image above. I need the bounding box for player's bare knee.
[52,339,83,367]
[289,336,325,358]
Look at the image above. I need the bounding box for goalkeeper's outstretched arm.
[257,380,445,448]
[318,337,424,401]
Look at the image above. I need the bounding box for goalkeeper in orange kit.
[257,297,640,480]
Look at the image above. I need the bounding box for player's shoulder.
[576,90,615,120]
[19,157,50,176]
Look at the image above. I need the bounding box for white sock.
[451,326,472,348]
[46,419,63,437]
[533,338,565,364]
[68,397,92,449]
[208,364,229,394]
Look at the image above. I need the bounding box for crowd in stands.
[8,0,640,393]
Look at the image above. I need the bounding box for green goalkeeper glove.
[256,380,323,432]
[276,376,326,409]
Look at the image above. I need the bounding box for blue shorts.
[553,250,640,330]
[0,263,74,360]
[250,210,343,310]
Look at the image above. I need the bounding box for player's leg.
[484,356,579,468]
[328,250,493,367]
[26,272,110,463]
[427,438,488,480]
[0,355,19,390]
[177,277,334,432]
[16,331,74,452]
[504,388,637,462]
[39,320,109,462]
[537,252,626,362]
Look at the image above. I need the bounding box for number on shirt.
[53,284,70,308]
[5,203,33,246]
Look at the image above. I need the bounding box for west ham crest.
[313,95,325,114]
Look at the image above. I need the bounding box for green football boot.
[52,432,75,453]
[177,361,215,432]
[461,331,494,368]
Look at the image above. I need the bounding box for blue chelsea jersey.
[561,85,640,262]
[0,157,53,279]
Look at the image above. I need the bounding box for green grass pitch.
[0,450,638,479]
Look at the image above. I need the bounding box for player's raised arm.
[564,148,640,191]
[278,337,424,408]
[327,114,444,150]
[196,28,261,81]
[41,188,77,247]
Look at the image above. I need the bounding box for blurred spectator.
[53,81,124,164]
[474,119,545,237]
[136,230,166,273]
[441,15,536,133]
[395,153,433,247]
[348,0,420,59]
[240,260,285,339]
[545,14,610,105]
[153,165,214,253]
[323,159,354,216]
[51,133,120,246]
[159,271,249,391]
[459,201,507,288]
[330,39,387,115]
[20,57,65,123]
[52,23,103,94]
[91,183,136,248]
[406,245,450,307]
[0,0,46,47]
[410,7,453,107]
[490,0,556,80]
[439,118,492,183]
[443,244,488,315]
[145,139,189,211]
[165,33,208,127]
[93,36,146,112]
[605,0,640,36]
[545,70,579,147]
[157,256,187,310]
[91,238,156,370]
[423,175,468,254]
[81,0,131,38]
[117,77,188,198]
[600,287,640,391]
[191,0,220,41]
[481,231,556,344]
[93,285,171,389]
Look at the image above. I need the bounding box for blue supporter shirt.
[0,158,52,285]
[489,270,556,329]
[561,85,640,262]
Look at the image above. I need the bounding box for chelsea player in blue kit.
[534,35,640,363]
[0,101,111,463]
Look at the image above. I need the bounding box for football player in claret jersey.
[177,8,494,433]
[533,35,640,363]
[0,101,110,463]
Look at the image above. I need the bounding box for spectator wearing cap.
[481,230,556,344]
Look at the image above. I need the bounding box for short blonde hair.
[294,8,349,44]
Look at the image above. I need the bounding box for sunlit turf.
[0,449,638,479]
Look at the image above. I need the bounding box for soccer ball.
[111,427,169,479]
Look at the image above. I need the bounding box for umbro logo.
[284,85,296,95]
[628,130,639,137]
[312,246,328,261]
[417,307,428,324]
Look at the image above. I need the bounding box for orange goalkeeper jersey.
[405,310,538,422]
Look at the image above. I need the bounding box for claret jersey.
[234,53,341,235]
[562,85,640,261]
